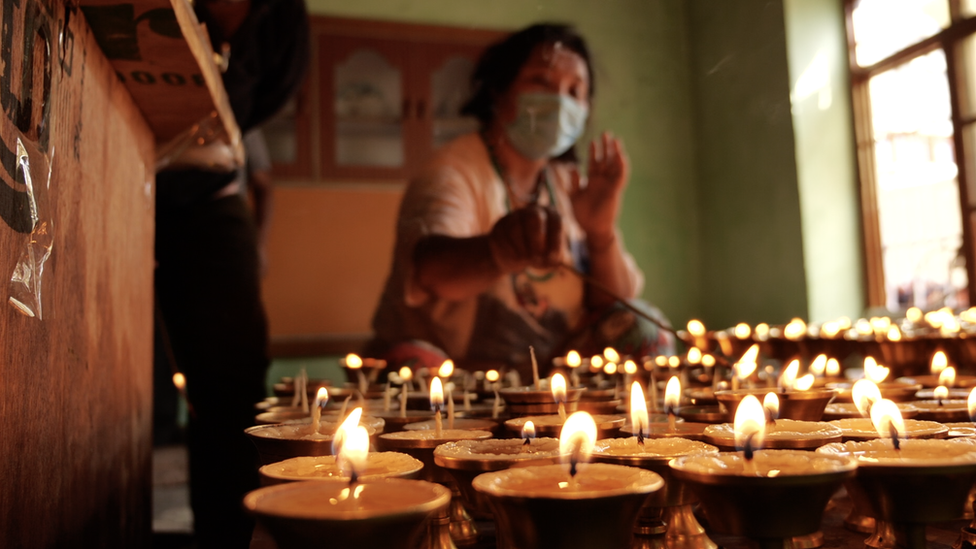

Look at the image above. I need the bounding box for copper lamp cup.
[826,381,921,403]
[257,452,424,486]
[703,420,843,451]
[669,451,857,543]
[245,423,378,466]
[684,388,718,406]
[620,422,708,442]
[714,388,837,421]
[912,401,972,422]
[244,478,450,549]
[676,406,727,424]
[433,438,563,519]
[472,463,664,549]
[404,418,499,436]
[498,386,584,416]
[874,339,936,375]
[898,374,976,389]
[821,402,919,421]
[362,410,436,433]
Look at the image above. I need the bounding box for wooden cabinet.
[264,16,505,181]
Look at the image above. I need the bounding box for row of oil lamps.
[210,335,976,549]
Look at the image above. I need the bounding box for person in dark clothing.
[153,0,309,547]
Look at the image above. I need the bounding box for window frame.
[846,0,976,309]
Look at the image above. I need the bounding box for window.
[848,0,976,311]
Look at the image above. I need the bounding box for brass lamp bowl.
[254,412,386,434]
[403,417,499,435]
[912,400,972,422]
[619,422,708,442]
[499,386,584,416]
[677,405,727,424]
[360,410,435,433]
[258,452,424,486]
[898,374,976,389]
[244,478,450,549]
[821,402,919,421]
[670,450,857,547]
[433,437,563,519]
[818,439,976,549]
[473,463,664,549]
[703,420,842,451]
[244,423,379,465]
[874,339,937,376]
[826,381,921,403]
[714,388,837,421]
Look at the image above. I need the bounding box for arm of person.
[413,206,563,302]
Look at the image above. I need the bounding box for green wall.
[685,0,810,328]
[306,0,704,327]
[784,0,865,323]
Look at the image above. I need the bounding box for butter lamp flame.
[779,360,799,391]
[560,411,597,478]
[172,372,186,391]
[939,366,956,388]
[629,382,649,445]
[331,407,363,456]
[485,369,499,383]
[852,379,881,417]
[794,374,815,391]
[604,347,620,364]
[551,373,568,419]
[887,325,902,341]
[826,358,841,377]
[624,360,638,375]
[734,322,751,339]
[664,376,680,432]
[345,353,363,369]
[438,359,454,379]
[864,356,890,384]
[313,387,329,409]
[932,351,948,375]
[732,344,760,389]
[398,366,413,381]
[870,399,905,449]
[734,394,766,460]
[566,351,581,368]
[430,378,444,411]
[604,363,618,375]
[687,320,706,337]
[687,347,702,364]
[763,392,779,423]
[336,424,369,485]
[522,420,536,446]
[810,354,827,376]
[934,386,949,406]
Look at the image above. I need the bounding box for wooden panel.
[78,0,237,144]
[0,0,155,546]
[261,185,402,338]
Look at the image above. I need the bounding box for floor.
[152,444,194,549]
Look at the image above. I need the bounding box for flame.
[968,387,976,420]
[313,387,330,409]
[172,372,186,391]
[624,360,638,375]
[784,318,807,341]
[332,407,364,455]
[399,366,413,381]
[604,347,621,364]
[551,373,567,403]
[855,318,873,336]
[733,395,766,452]
[734,323,752,339]
[430,377,444,411]
[687,347,702,364]
[716,331,733,356]
[852,379,881,417]
[439,360,454,378]
[942,314,961,336]
[906,307,923,323]
[590,355,605,372]
[630,382,649,437]
[931,351,948,375]
[934,386,949,401]
[345,353,363,369]
[763,392,780,420]
[779,360,799,389]
[665,376,681,412]
[687,319,706,337]
[810,355,827,376]
[939,366,957,388]
[794,374,815,391]
[820,321,840,338]
[654,355,668,368]
[668,356,681,368]
[826,358,841,377]
[870,399,906,441]
[604,363,618,375]
[870,317,891,337]
[887,325,902,341]
[566,351,581,368]
[864,356,889,384]
[559,411,598,470]
[485,369,499,383]
[964,308,976,324]
[702,354,716,367]
[522,420,536,439]
[734,344,760,380]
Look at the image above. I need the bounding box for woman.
[368,23,671,376]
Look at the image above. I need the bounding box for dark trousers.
[155,194,269,548]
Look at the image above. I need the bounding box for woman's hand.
[570,132,629,246]
[488,205,563,274]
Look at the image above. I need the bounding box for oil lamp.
[472,411,664,549]
[245,406,381,465]
[500,373,584,417]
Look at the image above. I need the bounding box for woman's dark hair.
[461,23,594,129]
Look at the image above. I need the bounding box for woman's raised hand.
[570,131,629,244]
[487,205,563,274]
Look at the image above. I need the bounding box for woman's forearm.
[413,235,504,301]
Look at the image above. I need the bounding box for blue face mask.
[505,92,589,160]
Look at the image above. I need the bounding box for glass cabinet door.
[412,44,482,163]
[262,79,312,178]
[321,36,410,178]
